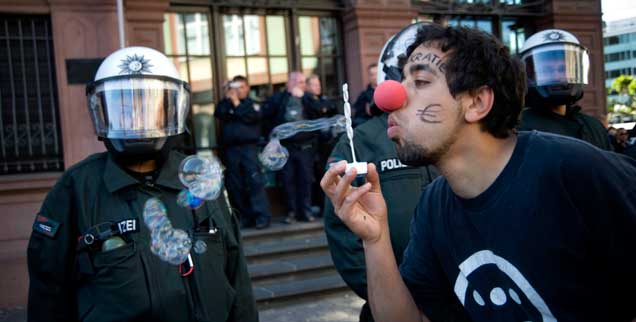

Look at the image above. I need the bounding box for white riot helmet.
[86,46,190,158]
[519,29,590,107]
[377,22,428,84]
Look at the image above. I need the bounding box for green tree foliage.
[611,75,636,97]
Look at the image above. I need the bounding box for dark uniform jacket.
[214,97,262,147]
[352,85,380,127]
[263,91,319,149]
[323,114,438,322]
[518,106,612,151]
[27,151,257,322]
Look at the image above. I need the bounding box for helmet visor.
[87,77,190,139]
[522,43,589,87]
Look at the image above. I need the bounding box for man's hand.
[320,161,388,245]
[226,88,240,107]
[291,86,304,98]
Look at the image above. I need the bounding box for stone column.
[343,0,417,97]
[50,0,120,166]
[125,0,170,50]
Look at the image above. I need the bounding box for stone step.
[248,253,335,282]
[253,273,348,304]
[241,221,325,244]
[244,233,328,264]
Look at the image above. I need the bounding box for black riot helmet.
[86,46,191,163]
[519,29,590,108]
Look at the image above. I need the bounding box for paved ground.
[0,291,364,322]
[260,291,364,322]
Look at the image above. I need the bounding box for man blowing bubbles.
[321,24,636,322]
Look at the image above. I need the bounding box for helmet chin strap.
[104,134,188,171]
[104,137,167,170]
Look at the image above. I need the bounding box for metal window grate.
[0,14,63,175]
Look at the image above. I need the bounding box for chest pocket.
[77,242,151,322]
[189,227,236,321]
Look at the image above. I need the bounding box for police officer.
[27,47,257,322]
[323,23,438,322]
[263,71,318,223]
[518,29,612,150]
[352,63,381,128]
[303,75,338,214]
[215,75,272,229]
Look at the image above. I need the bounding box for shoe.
[282,212,297,224]
[301,212,316,222]
[255,219,270,230]
[310,205,322,217]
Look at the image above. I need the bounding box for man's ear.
[462,86,494,124]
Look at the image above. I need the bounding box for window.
[222,14,290,102]
[298,16,343,98]
[448,16,493,33]
[606,36,619,45]
[164,12,216,150]
[0,14,63,175]
[501,19,525,54]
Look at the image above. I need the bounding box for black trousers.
[280,145,314,216]
[222,144,271,224]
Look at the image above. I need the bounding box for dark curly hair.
[398,24,526,138]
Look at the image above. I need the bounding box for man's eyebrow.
[409,63,437,76]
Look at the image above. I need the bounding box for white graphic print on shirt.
[453,250,557,322]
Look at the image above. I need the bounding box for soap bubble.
[177,189,204,209]
[143,198,192,265]
[259,115,346,170]
[178,155,224,201]
[258,139,289,171]
[193,240,207,254]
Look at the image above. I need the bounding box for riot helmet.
[86,46,190,161]
[519,29,589,107]
[377,22,428,84]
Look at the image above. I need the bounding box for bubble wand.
[342,83,367,177]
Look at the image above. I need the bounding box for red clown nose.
[373,80,407,112]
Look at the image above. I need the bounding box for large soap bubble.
[143,198,192,265]
[258,138,289,171]
[259,115,346,170]
[177,155,224,208]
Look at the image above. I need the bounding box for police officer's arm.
[302,93,326,120]
[27,176,78,322]
[323,137,369,299]
[233,99,260,124]
[261,93,281,136]
[221,202,258,322]
[353,89,370,117]
[214,99,233,122]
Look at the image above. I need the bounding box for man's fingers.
[320,160,347,196]
[338,182,372,221]
[366,163,382,193]
[333,167,357,210]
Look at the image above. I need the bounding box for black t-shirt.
[399,131,636,322]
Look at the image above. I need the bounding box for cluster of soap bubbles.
[143,198,192,265]
[259,115,346,170]
[142,155,225,265]
[177,155,224,209]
